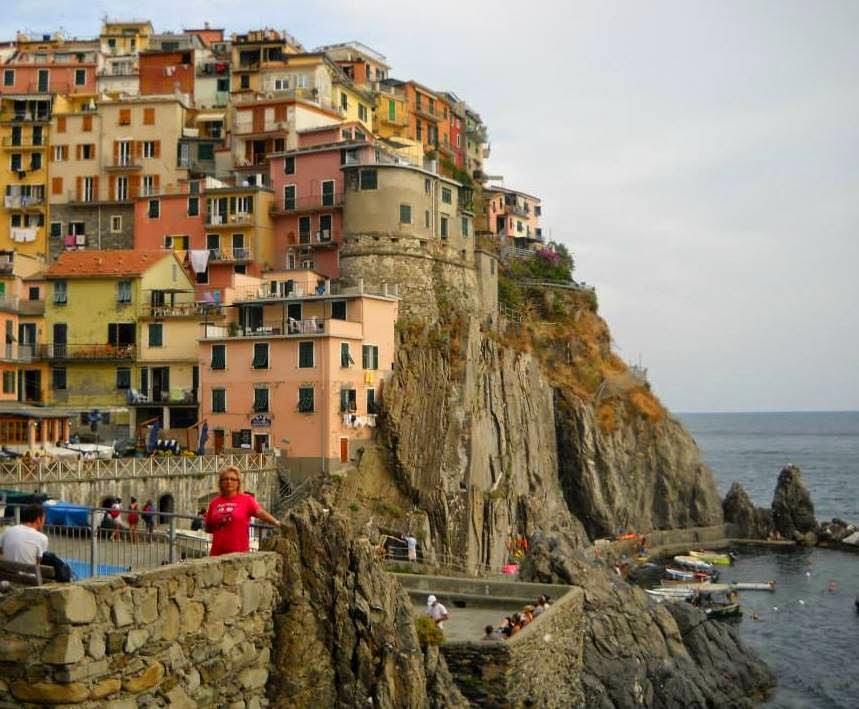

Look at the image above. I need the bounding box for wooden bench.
[0,558,56,586]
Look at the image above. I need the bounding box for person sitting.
[482,624,502,641]
[0,503,48,564]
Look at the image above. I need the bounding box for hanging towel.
[189,249,210,274]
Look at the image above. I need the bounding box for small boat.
[646,588,695,601]
[667,581,775,593]
[703,602,742,620]
[665,567,716,582]
[674,555,715,573]
[689,550,734,566]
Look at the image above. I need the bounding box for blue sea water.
[679,412,859,708]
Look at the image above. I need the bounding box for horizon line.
[674,409,859,415]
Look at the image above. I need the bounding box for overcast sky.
[7,1,859,412]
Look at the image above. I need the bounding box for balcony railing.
[413,103,438,121]
[0,260,13,274]
[139,302,222,318]
[205,213,254,227]
[380,112,408,127]
[232,119,289,135]
[18,299,45,316]
[105,156,143,170]
[207,247,253,263]
[506,203,530,218]
[1,136,46,148]
[0,343,39,363]
[297,230,337,247]
[42,343,136,361]
[3,195,45,209]
[0,111,52,123]
[271,193,344,214]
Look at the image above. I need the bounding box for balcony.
[207,247,253,264]
[3,195,45,209]
[18,299,45,316]
[42,343,136,361]
[232,119,289,136]
[105,156,143,171]
[467,124,488,142]
[379,112,408,127]
[201,317,363,339]
[413,103,438,122]
[506,203,530,218]
[296,230,337,248]
[139,302,223,319]
[0,111,51,124]
[205,213,255,227]
[0,343,40,363]
[0,259,13,274]
[270,193,344,215]
[1,136,46,148]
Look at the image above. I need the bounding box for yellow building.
[204,185,275,276]
[41,249,205,438]
[374,84,409,140]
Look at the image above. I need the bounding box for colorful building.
[481,185,543,249]
[198,269,398,476]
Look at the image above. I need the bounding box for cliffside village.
[0,20,549,477]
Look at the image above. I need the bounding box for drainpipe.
[321,327,327,476]
[97,205,102,250]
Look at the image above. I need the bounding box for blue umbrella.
[147,421,161,453]
[197,422,209,456]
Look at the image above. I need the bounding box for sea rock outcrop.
[555,392,723,540]
[268,500,466,708]
[520,535,775,708]
[771,465,817,540]
[723,482,773,538]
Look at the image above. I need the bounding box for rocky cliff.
[520,535,775,708]
[268,499,466,708]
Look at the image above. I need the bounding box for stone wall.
[48,204,135,261]
[0,552,280,708]
[441,587,585,707]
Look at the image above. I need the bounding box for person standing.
[127,497,140,543]
[405,534,418,565]
[0,503,48,564]
[142,500,155,540]
[426,594,449,630]
[205,466,281,556]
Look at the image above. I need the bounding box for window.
[118,108,131,126]
[117,280,132,304]
[252,342,269,369]
[339,388,357,413]
[240,74,250,89]
[50,221,62,238]
[116,367,131,389]
[340,92,348,111]
[461,216,470,237]
[358,104,368,122]
[148,323,163,347]
[53,145,67,161]
[297,386,314,413]
[359,169,377,190]
[143,108,155,125]
[340,342,354,367]
[27,287,39,301]
[212,388,226,413]
[148,199,160,218]
[10,154,21,172]
[2,370,15,394]
[516,220,523,233]
[362,345,380,370]
[273,77,289,91]
[321,180,335,207]
[211,344,226,370]
[399,204,412,224]
[387,99,396,121]
[425,210,430,228]
[52,368,67,390]
[416,120,422,142]
[298,341,314,368]
[143,140,156,158]
[187,196,199,216]
[80,144,94,159]
[74,68,86,86]
[30,152,42,170]
[367,389,377,414]
[3,69,13,87]
[331,300,347,320]
[441,187,452,204]
[198,143,214,161]
[253,387,269,413]
[284,156,295,174]
[53,280,68,305]
[284,185,296,210]
[440,215,449,238]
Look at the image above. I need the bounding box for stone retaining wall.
[441,587,585,707]
[0,552,280,708]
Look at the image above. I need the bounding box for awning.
[196,113,225,122]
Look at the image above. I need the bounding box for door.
[37,69,49,92]
[231,233,244,260]
[206,233,220,258]
[319,214,333,241]
[253,433,269,453]
[23,370,41,403]
[339,437,349,464]
[213,429,225,454]
[152,367,170,402]
[53,323,67,359]
[298,216,311,244]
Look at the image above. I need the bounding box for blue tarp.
[66,558,131,580]
[44,502,90,528]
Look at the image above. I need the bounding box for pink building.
[198,270,398,478]
[483,185,543,249]
[268,123,374,278]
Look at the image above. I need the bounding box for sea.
[679,411,859,709]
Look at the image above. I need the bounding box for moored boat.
[665,566,717,582]
[646,588,694,602]
[689,550,734,565]
[673,555,716,573]
[703,602,742,620]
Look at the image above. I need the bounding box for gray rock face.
[723,482,773,538]
[268,500,466,709]
[520,536,775,708]
[771,465,817,538]
[554,391,724,540]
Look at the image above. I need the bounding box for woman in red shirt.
[205,466,281,556]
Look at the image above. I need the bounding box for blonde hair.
[218,465,243,494]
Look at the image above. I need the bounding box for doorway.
[253,433,269,453]
[213,429,225,454]
[158,494,174,524]
[339,437,349,463]
[152,367,170,403]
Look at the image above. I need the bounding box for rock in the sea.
[520,535,775,708]
[268,500,466,709]
[723,482,773,539]
[771,465,817,538]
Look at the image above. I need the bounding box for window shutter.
[75,144,81,160]
[153,175,160,192]
[130,175,140,199]
[90,143,96,160]
[154,140,161,158]
[92,176,99,201]
[109,176,115,201]
[51,177,62,195]
[135,140,143,158]
[57,116,66,133]
[75,176,82,201]
[113,141,119,164]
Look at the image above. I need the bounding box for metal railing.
[297,230,337,246]
[208,247,253,263]
[205,213,254,226]
[41,343,135,361]
[0,501,275,580]
[0,343,38,363]
[272,193,344,213]
[1,136,46,147]
[139,302,222,319]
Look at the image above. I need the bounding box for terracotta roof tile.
[44,250,177,279]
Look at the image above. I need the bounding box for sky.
[5,0,859,413]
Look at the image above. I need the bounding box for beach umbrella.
[147,421,161,453]
[197,422,209,456]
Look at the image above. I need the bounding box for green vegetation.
[414,615,444,647]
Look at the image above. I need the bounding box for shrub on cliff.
[415,616,444,647]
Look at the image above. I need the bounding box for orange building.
[138,50,196,99]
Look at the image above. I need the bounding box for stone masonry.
[0,552,280,708]
[441,587,585,707]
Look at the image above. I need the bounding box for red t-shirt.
[205,493,261,556]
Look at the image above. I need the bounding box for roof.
[42,250,178,279]
[486,185,542,202]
